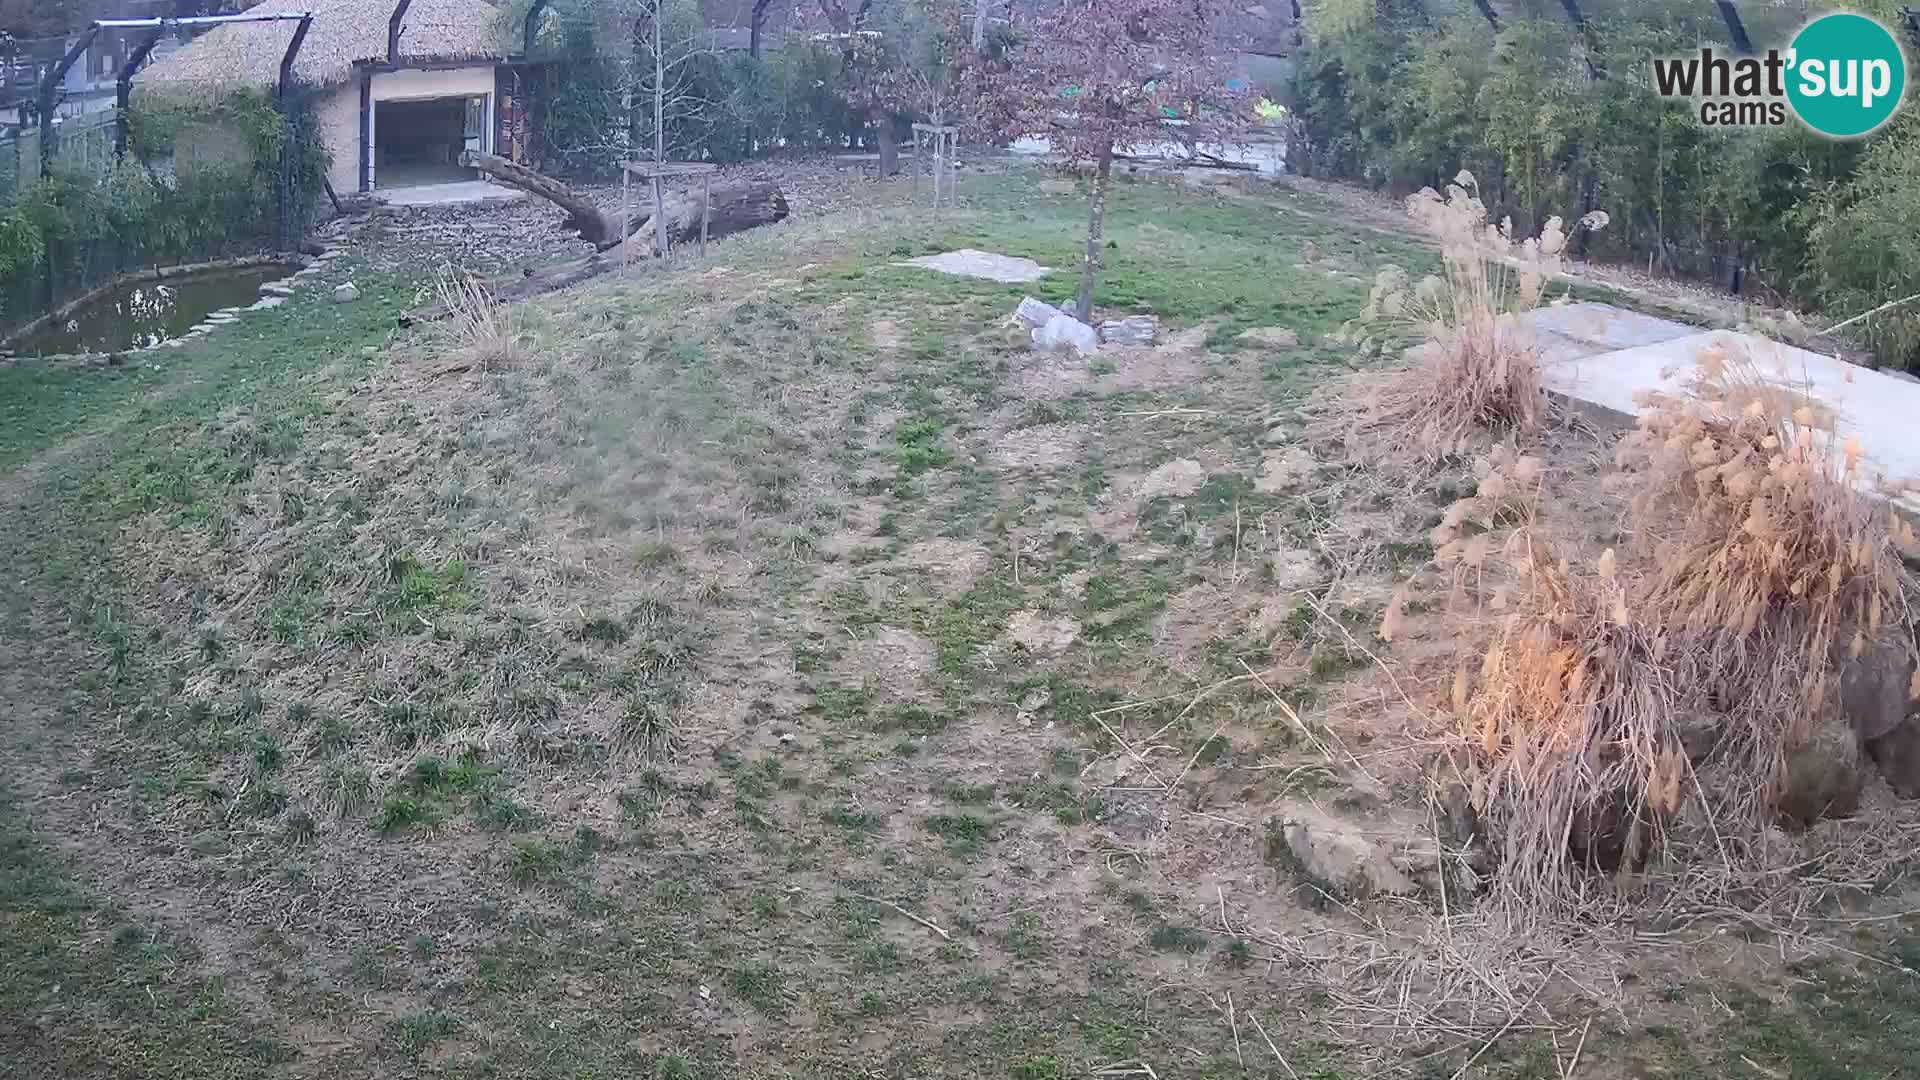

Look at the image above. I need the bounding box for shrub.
[1800,114,1920,370]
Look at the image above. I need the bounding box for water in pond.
[9,264,297,357]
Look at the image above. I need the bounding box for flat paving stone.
[897,249,1050,283]
[1538,325,1920,510]
[1518,301,1699,364]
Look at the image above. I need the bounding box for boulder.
[1014,296,1064,328]
[1099,315,1158,346]
[1867,718,1920,798]
[333,282,361,303]
[1032,313,1099,356]
[1274,811,1419,899]
[1840,643,1914,741]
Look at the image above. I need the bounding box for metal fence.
[0,99,323,338]
[46,111,120,179]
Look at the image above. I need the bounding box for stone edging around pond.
[0,248,347,370]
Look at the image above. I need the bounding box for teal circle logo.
[1785,13,1907,138]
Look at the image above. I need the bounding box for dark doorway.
[373,96,484,189]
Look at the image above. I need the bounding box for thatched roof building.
[137,0,511,92]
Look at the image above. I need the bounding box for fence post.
[275,15,314,252]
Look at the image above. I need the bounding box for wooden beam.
[387,0,413,63]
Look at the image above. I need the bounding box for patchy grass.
[2,163,1905,1080]
[0,793,292,1074]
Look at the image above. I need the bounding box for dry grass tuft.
[1452,342,1920,920]
[434,271,527,370]
[1313,174,1608,467]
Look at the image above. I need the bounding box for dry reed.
[1313,173,1608,467]
[433,271,527,370]
[1451,341,1920,920]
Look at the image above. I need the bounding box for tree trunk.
[1075,144,1113,324]
[750,0,773,58]
[462,151,624,246]
[409,177,790,319]
[875,112,899,177]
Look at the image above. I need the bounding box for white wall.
[370,66,494,103]
[316,66,499,192]
[317,83,360,194]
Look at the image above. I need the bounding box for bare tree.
[542,0,720,172]
[966,0,1256,321]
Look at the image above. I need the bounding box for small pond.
[8,264,298,357]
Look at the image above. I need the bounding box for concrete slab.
[898,249,1050,283]
[374,181,529,208]
[1542,328,1920,502]
[1518,301,1699,365]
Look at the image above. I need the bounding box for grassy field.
[3,166,1919,1079]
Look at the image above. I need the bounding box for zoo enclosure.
[1,12,325,340]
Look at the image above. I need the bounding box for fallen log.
[405,175,790,319]
[463,152,626,247]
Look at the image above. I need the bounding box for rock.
[1275,812,1419,898]
[250,297,286,310]
[333,282,361,303]
[1099,315,1158,346]
[260,282,295,298]
[1840,643,1914,741]
[778,733,797,746]
[1440,783,1479,848]
[1776,722,1865,829]
[1254,448,1316,493]
[1866,718,1920,798]
[1032,313,1100,356]
[1240,326,1300,348]
[1015,296,1064,328]
[900,249,1051,283]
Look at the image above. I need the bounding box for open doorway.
[373,95,487,190]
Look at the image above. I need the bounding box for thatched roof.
[136,0,510,92]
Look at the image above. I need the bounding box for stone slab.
[374,181,530,208]
[1518,301,1699,365]
[1541,327,1920,507]
[898,249,1050,283]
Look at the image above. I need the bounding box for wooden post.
[623,161,718,264]
[699,174,710,257]
[652,175,666,260]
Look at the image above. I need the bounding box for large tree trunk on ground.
[462,152,626,246]
[603,179,788,262]
[1076,143,1113,323]
[408,176,790,319]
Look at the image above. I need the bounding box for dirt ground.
[4,164,1920,1080]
